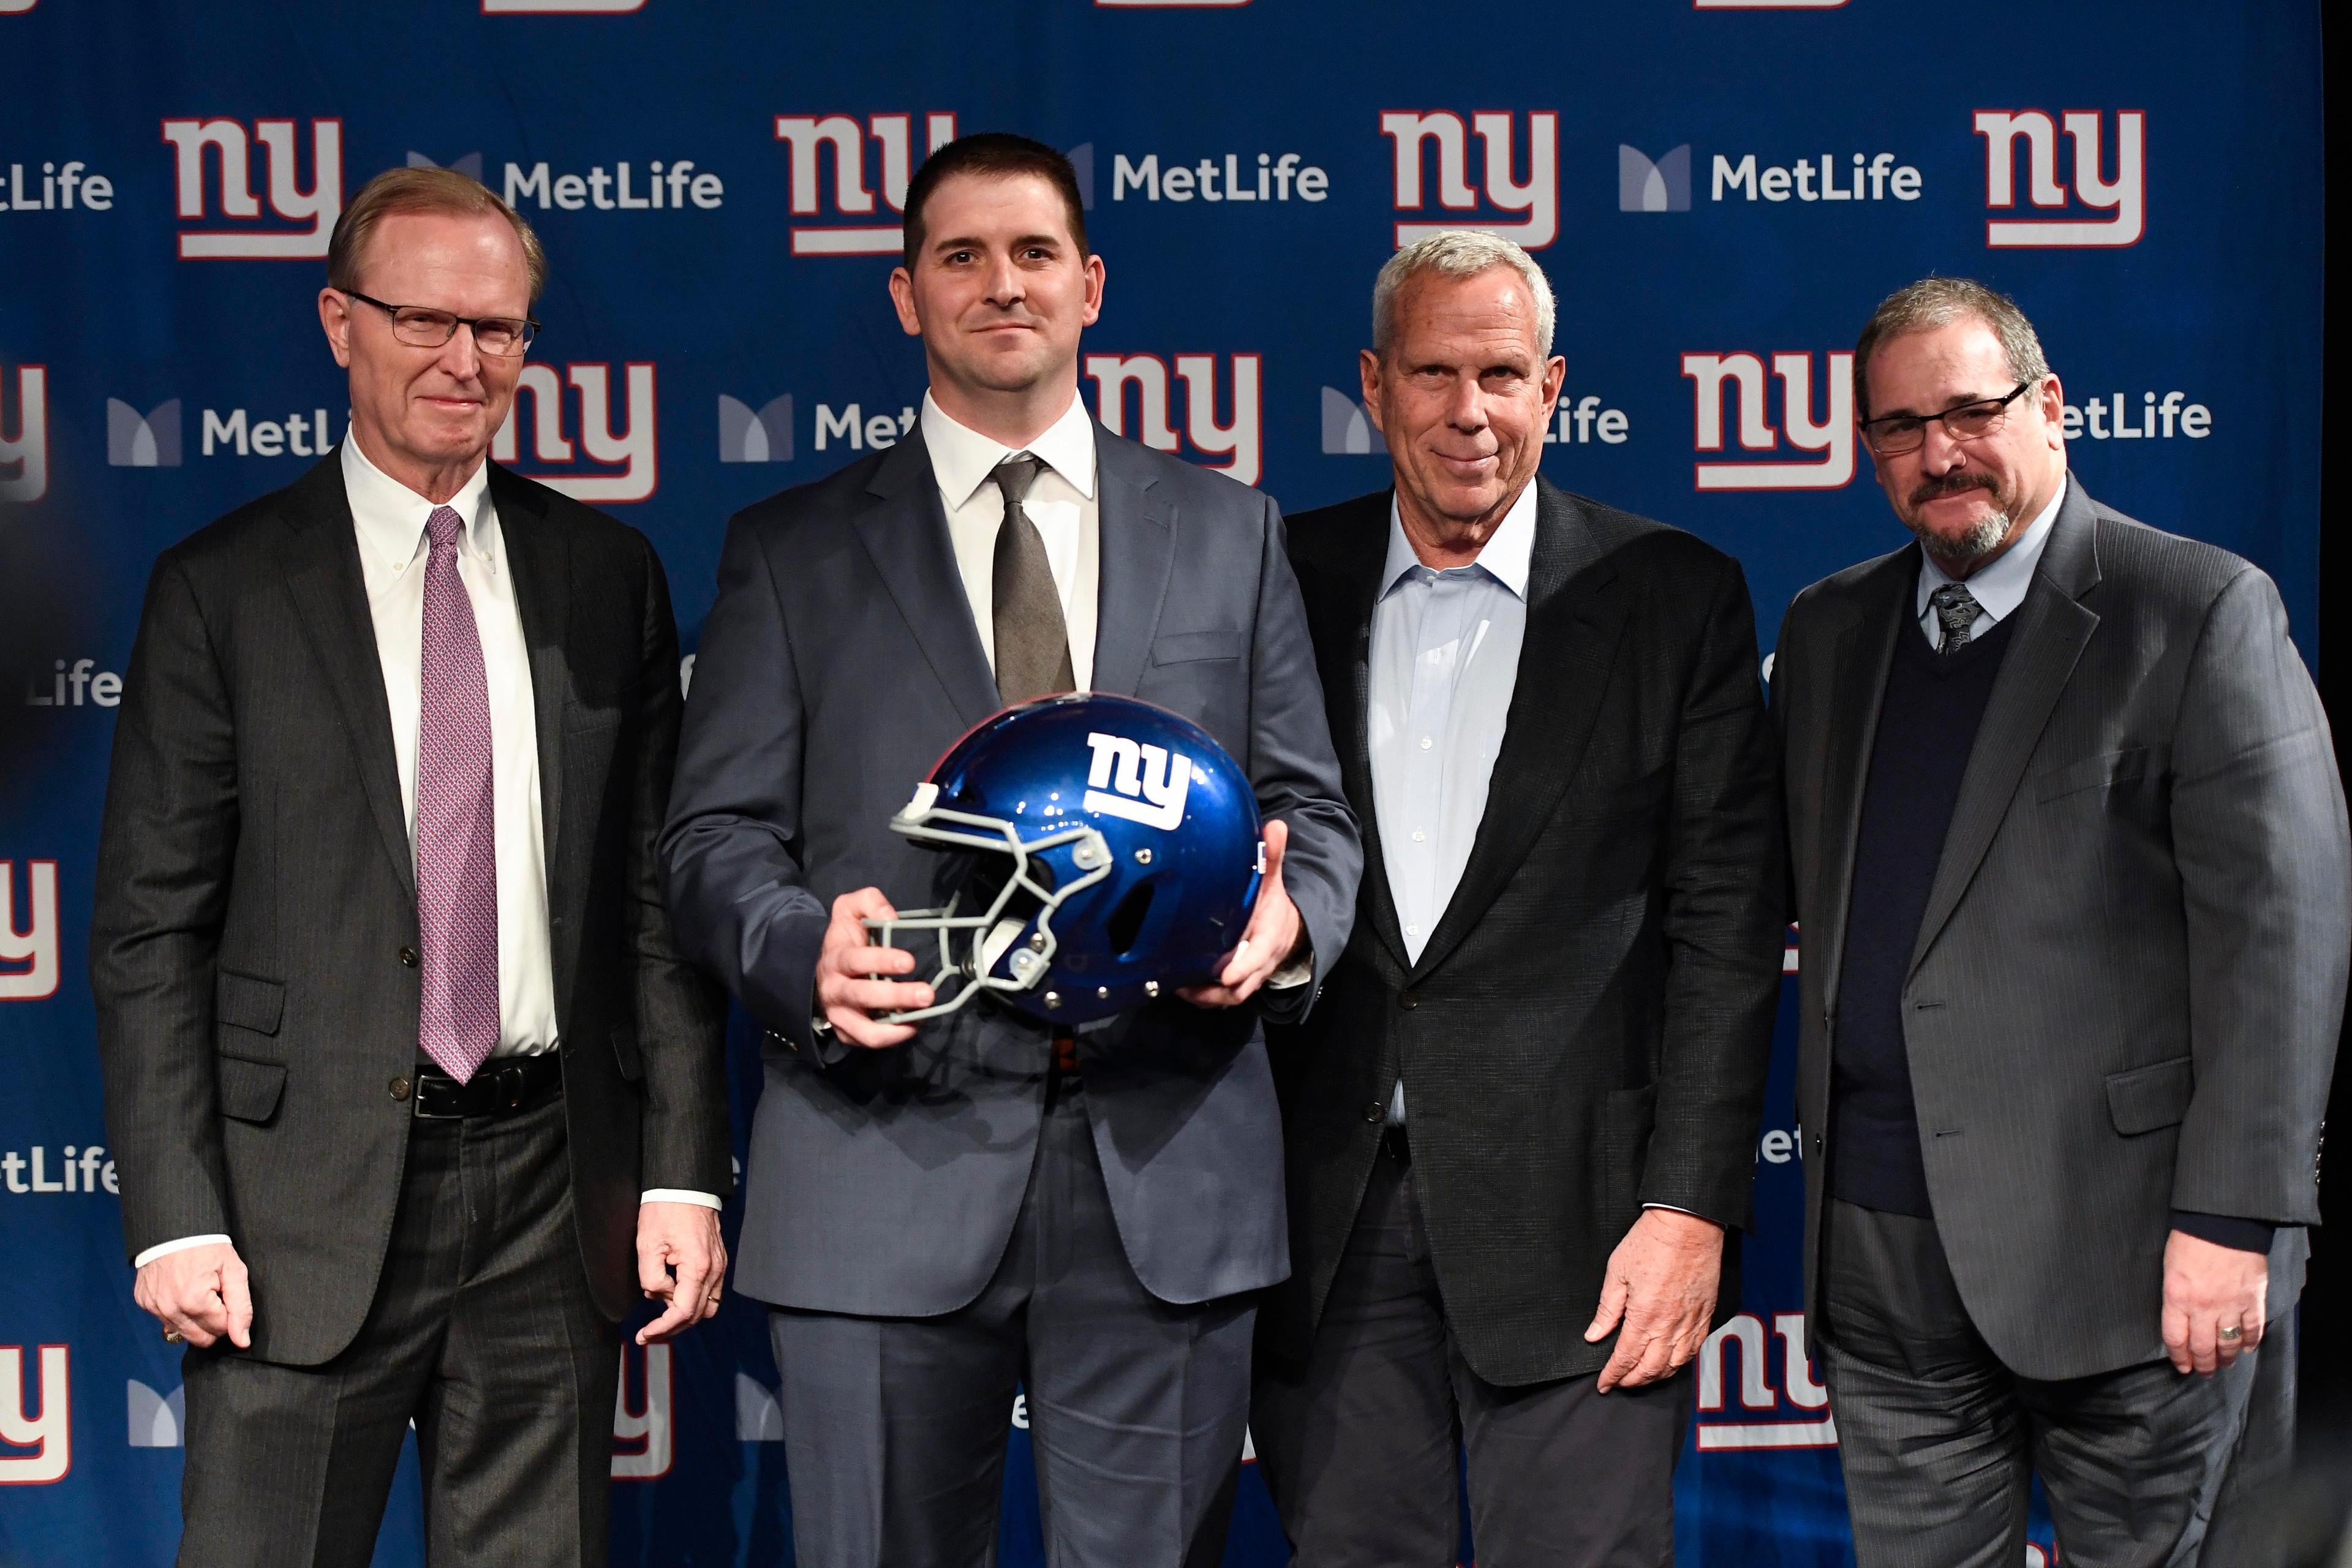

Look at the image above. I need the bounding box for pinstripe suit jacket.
[1775,478,2347,1380]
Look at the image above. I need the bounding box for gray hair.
[1372,230,1556,360]
[1853,276,2051,420]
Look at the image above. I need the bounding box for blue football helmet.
[867,693,1264,1025]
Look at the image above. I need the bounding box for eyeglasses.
[341,290,539,357]
[1860,380,2032,456]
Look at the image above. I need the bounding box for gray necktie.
[1929,582,1982,654]
[989,453,1076,704]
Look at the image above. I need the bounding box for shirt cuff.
[134,1234,232,1270]
[641,1190,723,1210]
[2170,1210,2277,1255]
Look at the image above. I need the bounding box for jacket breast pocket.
[1148,628,1243,667]
[2106,1054,2193,1136]
[2035,745,2162,804]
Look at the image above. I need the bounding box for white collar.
[1381,478,1539,601]
[340,432,495,575]
[1916,477,2066,624]
[919,388,1098,510]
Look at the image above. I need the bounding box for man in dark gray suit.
[1775,276,2346,1567]
[659,135,1359,1566]
[89,168,731,1566]
[1253,232,1784,1566]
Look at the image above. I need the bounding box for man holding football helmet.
[659,134,1360,1567]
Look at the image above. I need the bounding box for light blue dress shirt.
[1913,481,2063,649]
[1369,483,1538,1125]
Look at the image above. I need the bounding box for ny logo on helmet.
[1084,733,1191,831]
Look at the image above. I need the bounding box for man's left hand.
[636,1201,728,1346]
[2162,1227,2268,1376]
[1586,1208,1724,1393]
[1181,818,1303,1008]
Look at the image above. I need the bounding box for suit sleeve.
[658,512,833,1055]
[2167,566,2346,1226]
[89,554,239,1259]
[1243,494,1362,1023]
[1640,554,1786,1229]
[628,533,733,1194]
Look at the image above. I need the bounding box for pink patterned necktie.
[415,504,500,1084]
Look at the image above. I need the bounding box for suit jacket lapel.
[489,466,569,892]
[277,453,416,902]
[1088,428,1175,699]
[1909,479,2102,973]
[851,430,1001,729]
[1408,480,1626,983]
[1323,492,1409,970]
[1809,551,1912,1009]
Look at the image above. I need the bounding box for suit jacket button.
[398,945,419,968]
[388,1076,412,1102]
[1397,990,1419,1011]
[1363,1102,1384,1122]
[1812,1134,1825,1155]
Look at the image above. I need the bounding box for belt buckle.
[496,1062,529,1113]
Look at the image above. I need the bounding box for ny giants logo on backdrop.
[1693,1311,1835,1452]
[1681,351,1854,489]
[0,364,45,502]
[1,861,60,1001]
[772,112,958,257]
[161,118,342,260]
[1084,353,1261,487]
[0,1,36,14]
[0,1345,69,1484]
[612,1342,672,1479]
[1975,109,2146,247]
[1381,110,1557,249]
[491,363,657,502]
[482,0,644,11]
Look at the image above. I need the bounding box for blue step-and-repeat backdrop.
[0,2,2323,1563]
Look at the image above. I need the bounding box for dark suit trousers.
[178,1091,619,1568]
[1818,1199,2259,1568]
[766,1074,1256,1568]
[1252,1147,1689,1568]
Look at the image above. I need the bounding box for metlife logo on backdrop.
[1619,144,1922,212]
[0,158,113,212]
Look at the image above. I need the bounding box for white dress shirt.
[1370,483,1537,1124]
[1915,482,2064,649]
[922,390,1101,691]
[135,436,710,1271]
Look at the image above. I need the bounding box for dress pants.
[1252,1142,1690,1568]
[1817,1198,2259,1568]
[767,1072,1256,1568]
[178,1088,620,1568]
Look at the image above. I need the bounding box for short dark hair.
[900,133,1088,271]
[1852,276,2049,421]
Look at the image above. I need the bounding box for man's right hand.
[815,887,936,1048]
[135,1242,252,1350]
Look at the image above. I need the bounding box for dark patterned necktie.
[1929,582,1983,655]
[989,453,1076,704]
[415,505,500,1084]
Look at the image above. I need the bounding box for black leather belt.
[411,1053,562,1120]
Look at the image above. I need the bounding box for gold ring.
[2219,1325,2244,1342]
[162,1327,184,1344]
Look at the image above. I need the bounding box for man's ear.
[318,288,355,369]
[1359,348,1385,436]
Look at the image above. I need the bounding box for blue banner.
[0,2,2320,1564]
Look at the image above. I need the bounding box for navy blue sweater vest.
[1830,609,2017,1216]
